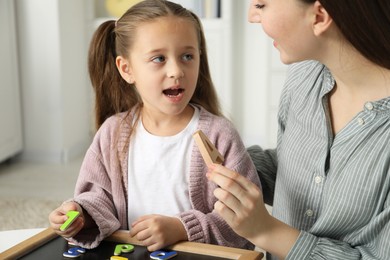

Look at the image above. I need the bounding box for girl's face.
[248,0,319,64]
[118,16,200,118]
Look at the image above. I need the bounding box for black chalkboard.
[20,236,226,260]
[0,228,262,260]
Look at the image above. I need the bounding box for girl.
[208,0,390,259]
[49,0,260,252]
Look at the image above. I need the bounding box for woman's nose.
[248,3,261,23]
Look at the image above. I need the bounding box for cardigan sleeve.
[66,117,125,249]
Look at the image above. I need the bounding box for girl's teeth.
[163,89,183,96]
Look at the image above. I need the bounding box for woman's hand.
[49,201,85,238]
[206,164,269,241]
[207,164,300,259]
[129,215,188,252]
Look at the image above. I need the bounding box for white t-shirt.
[127,106,200,226]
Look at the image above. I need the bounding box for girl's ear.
[312,1,333,36]
[116,56,135,84]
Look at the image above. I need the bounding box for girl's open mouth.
[163,88,184,97]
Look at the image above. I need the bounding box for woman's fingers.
[213,186,240,214]
[213,199,236,224]
[211,164,254,191]
[208,164,259,204]
[207,164,265,238]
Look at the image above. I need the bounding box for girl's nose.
[167,61,184,80]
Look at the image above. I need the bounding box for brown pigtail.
[88,21,139,130]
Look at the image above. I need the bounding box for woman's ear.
[312,1,333,36]
[116,56,135,84]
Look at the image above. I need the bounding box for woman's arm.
[208,164,390,260]
[247,145,277,205]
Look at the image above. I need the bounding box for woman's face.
[248,0,320,64]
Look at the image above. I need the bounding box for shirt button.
[357,118,365,125]
[314,176,322,184]
[365,102,374,110]
[305,209,314,217]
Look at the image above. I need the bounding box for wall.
[16,0,92,163]
[231,2,287,148]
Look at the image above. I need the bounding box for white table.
[0,228,45,253]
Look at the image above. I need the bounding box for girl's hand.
[49,201,85,238]
[129,215,188,251]
[206,164,269,241]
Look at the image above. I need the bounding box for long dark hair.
[88,0,221,130]
[300,0,390,69]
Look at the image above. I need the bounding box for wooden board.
[0,228,263,260]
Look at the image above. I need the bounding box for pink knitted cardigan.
[68,105,261,250]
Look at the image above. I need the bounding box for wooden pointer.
[193,130,224,165]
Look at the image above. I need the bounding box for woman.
[207,0,390,259]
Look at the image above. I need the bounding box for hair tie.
[115,20,118,28]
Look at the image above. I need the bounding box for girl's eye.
[152,56,165,63]
[255,4,265,9]
[182,54,194,61]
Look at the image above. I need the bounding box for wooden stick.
[107,230,263,260]
[193,130,224,165]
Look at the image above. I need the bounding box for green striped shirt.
[249,60,390,259]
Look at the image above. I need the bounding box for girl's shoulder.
[196,105,234,128]
[194,104,242,141]
[94,111,133,140]
[100,111,132,129]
